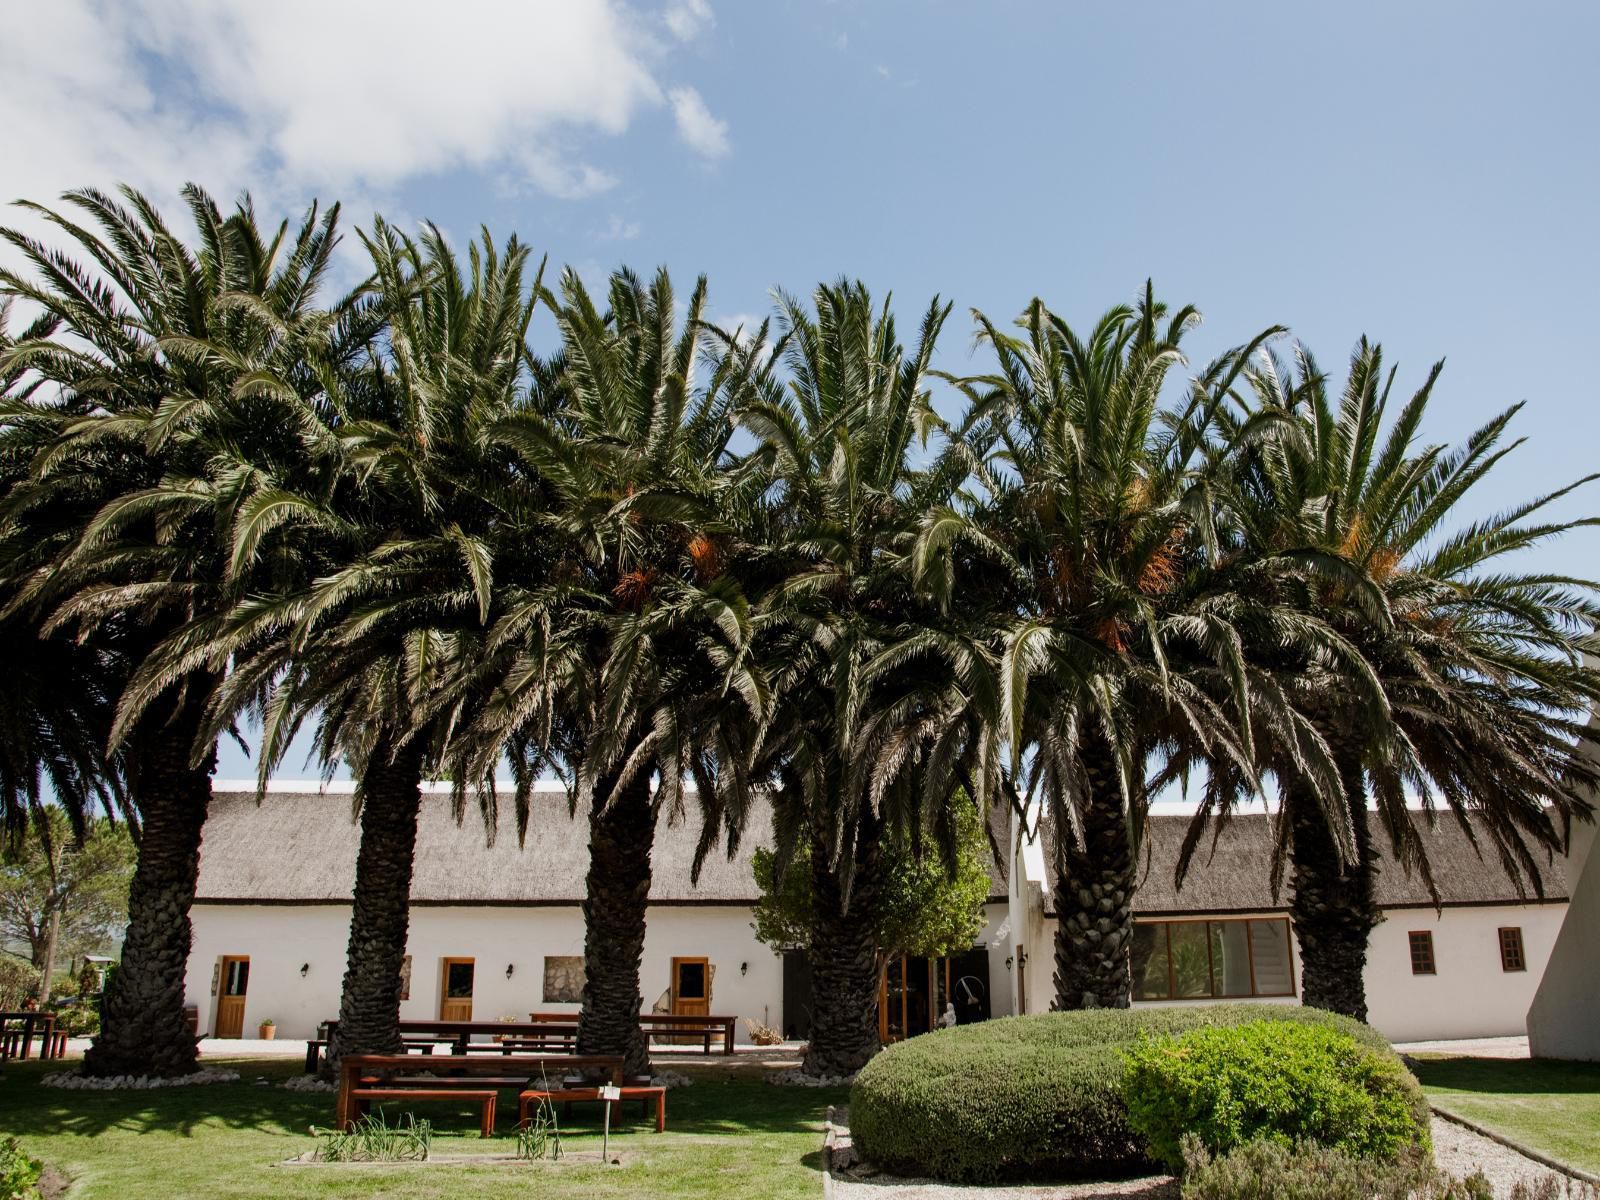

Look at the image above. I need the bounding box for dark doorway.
[782,950,813,1041]
[947,947,992,1024]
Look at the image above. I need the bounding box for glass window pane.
[446,961,475,998]
[1169,923,1213,998]
[226,960,249,997]
[1210,922,1253,997]
[1249,920,1294,995]
[677,961,707,999]
[1132,924,1170,1000]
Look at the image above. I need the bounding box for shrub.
[0,959,41,1012]
[1179,1136,1489,1200]
[1123,1019,1430,1170]
[849,1003,1409,1183]
[0,1138,42,1200]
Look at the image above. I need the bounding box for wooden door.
[215,956,249,1038]
[670,957,710,1018]
[439,958,475,1021]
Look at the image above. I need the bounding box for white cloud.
[668,86,731,159]
[664,0,714,42]
[0,0,720,237]
[599,214,642,240]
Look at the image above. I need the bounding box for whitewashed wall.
[1368,903,1567,1042]
[1020,902,1566,1042]
[187,900,1014,1041]
[1528,821,1599,1059]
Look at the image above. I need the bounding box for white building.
[185,783,1012,1042]
[1010,809,1570,1042]
[184,784,1568,1045]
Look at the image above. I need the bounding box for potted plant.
[258,1018,276,1041]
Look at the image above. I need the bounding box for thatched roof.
[1039,810,1571,916]
[194,784,1009,906]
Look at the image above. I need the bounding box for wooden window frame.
[1408,930,1437,975]
[1133,917,1295,1001]
[1497,927,1526,973]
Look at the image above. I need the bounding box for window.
[1408,931,1436,975]
[1498,927,1526,973]
[1132,918,1295,1001]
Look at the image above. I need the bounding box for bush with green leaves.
[849,1003,1409,1183]
[1123,1019,1430,1170]
[0,958,40,1011]
[1179,1136,1487,1200]
[0,1138,42,1200]
[313,1111,432,1162]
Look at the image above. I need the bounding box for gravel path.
[1430,1113,1581,1197]
[827,1114,1579,1200]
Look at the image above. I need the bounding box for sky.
[4,0,1598,786]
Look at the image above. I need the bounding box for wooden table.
[0,1012,59,1061]
[316,1019,584,1069]
[334,1052,625,1132]
[527,1010,739,1055]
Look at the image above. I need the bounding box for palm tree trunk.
[327,732,426,1068]
[1052,731,1137,1010]
[1287,750,1379,1021]
[576,768,656,1079]
[83,698,215,1079]
[801,806,884,1078]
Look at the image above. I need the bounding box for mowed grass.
[0,1055,845,1199]
[1409,1055,1600,1174]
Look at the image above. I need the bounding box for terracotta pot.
[258,1023,277,1040]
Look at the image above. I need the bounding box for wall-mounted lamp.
[299,963,310,978]
[740,961,748,976]
[505,963,515,979]
[1004,956,1013,970]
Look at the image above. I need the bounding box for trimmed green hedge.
[848,1004,1422,1183]
[1124,1020,1429,1169]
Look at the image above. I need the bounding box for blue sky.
[6,1,1597,783]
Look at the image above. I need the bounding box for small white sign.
[599,1084,622,1101]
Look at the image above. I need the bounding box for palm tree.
[136,218,549,1064]
[1191,340,1600,1019]
[0,185,350,1075]
[726,279,999,1074]
[958,286,1277,1009]
[470,265,762,1079]
[0,300,127,840]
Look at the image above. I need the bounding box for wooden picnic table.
[0,1011,60,1061]
[311,1019,583,1072]
[528,1010,738,1054]
[335,1052,625,1132]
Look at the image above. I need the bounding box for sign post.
[599,1083,621,1162]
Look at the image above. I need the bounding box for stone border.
[1430,1103,1600,1188]
[821,1104,843,1200]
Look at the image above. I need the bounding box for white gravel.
[1430,1114,1583,1198]
[826,1114,1582,1200]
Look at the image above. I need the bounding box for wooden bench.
[349,1087,497,1138]
[335,1053,625,1132]
[526,1010,737,1055]
[519,1085,666,1133]
[305,1036,448,1073]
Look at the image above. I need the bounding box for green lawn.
[1410,1055,1600,1175]
[0,1056,845,1199]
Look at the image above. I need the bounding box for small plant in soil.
[312,1110,432,1162]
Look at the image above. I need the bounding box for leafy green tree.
[0,185,353,1076]
[751,795,992,966]
[0,808,134,1001]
